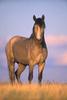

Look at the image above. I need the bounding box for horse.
[5,15,48,84]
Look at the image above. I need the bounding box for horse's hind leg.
[8,62,15,84]
[15,63,25,83]
[38,62,45,84]
[28,65,33,84]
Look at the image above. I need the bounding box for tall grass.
[0,83,67,100]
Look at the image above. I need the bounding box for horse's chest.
[29,46,44,65]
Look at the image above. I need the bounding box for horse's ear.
[42,15,45,20]
[33,15,36,21]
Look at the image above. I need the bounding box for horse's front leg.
[38,62,45,84]
[28,65,34,84]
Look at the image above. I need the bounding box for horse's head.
[33,15,45,40]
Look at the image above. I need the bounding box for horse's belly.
[14,53,28,64]
[13,45,28,64]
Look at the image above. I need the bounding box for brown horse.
[5,15,48,84]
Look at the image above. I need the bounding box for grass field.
[0,83,67,100]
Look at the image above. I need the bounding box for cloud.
[56,52,67,65]
[46,35,67,46]
[0,42,1,46]
[0,51,7,68]
[50,51,67,66]
[45,35,67,66]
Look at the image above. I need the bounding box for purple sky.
[0,0,67,83]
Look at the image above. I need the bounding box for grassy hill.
[0,83,67,100]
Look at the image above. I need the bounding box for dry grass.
[0,83,67,100]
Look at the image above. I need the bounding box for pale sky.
[0,0,67,83]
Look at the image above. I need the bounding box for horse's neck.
[30,32,35,38]
[40,34,47,48]
[41,38,47,48]
[30,32,47,48]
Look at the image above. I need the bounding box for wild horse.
[5,15,48,84]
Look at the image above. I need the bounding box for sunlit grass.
[0,83,67,100]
